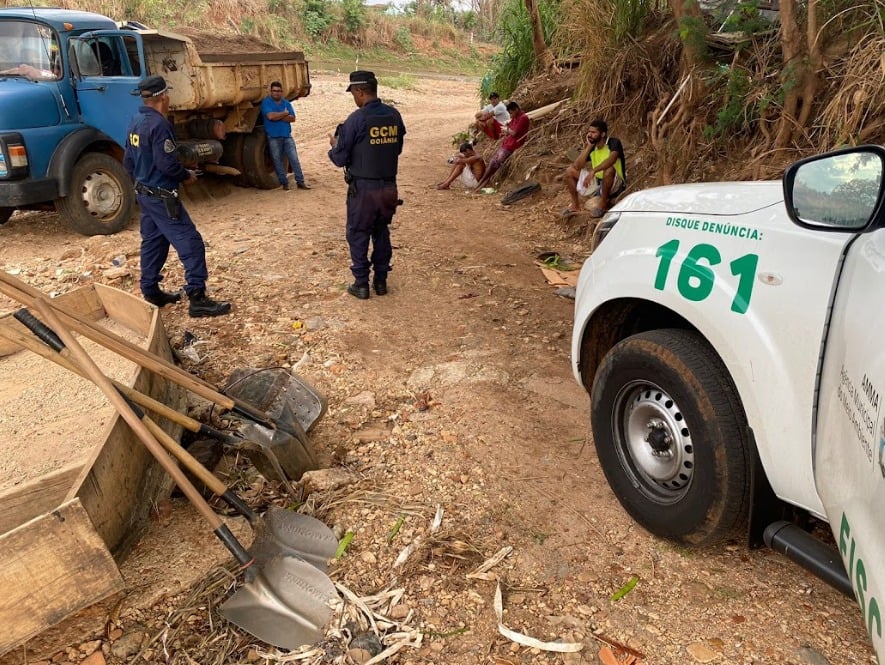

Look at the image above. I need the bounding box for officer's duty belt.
[135,182,178,199]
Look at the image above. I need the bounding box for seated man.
[475,101,530,191]
[437,142,486,190]
[562,118,626,218]
[473,92,510,140]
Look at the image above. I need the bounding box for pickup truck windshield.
[0,20,61,81]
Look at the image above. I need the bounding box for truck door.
[69,31,146,147]
[796,148,885,657]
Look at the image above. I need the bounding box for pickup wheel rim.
[614,380,695,504]
[78,170,125,220]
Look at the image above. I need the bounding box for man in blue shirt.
[123,75,231,317]
[261,81,310,191]
[328,71,406,300]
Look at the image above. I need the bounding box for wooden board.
[0,499,123,654]
[0,283,184,656]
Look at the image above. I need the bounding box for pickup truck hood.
[0,79,60,130]
[618,181,783,216]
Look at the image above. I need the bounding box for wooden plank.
[93,283,153,339]
[0,464,81,535]
[64,285,183,557]
[0,499,123,656]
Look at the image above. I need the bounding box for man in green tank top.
[562,118,626,218]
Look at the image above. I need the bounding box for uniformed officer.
[123,75,231,318]
[328,71,406,300]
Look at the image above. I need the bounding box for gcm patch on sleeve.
[163,139,176,153]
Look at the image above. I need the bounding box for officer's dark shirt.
[328,98,406,175]
[123,105,190,191]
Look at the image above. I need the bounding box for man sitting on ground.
[473,93,510,140]
[562,118,626,218]
[474,101,530,191]
[437,142,486,190]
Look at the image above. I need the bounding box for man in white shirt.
[473,92,509,140]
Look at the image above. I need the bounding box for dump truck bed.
[142,30,310,111]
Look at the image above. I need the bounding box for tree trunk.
[775,0,820,148]
[524,0,556,73]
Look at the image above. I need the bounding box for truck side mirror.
[783,145,885,231]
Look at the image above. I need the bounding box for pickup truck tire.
[591,329,750,546]
[0,207,13,225]
[55,153,134,236]
[242,128,282,190]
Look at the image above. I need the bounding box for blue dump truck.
[0,8,310,234]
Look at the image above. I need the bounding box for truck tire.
[590,328,751,546]
[0,207,13,225]
[220,133,248,187]
[55,153,134,236]
[242,128,282,190]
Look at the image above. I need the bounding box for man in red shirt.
[475,101,530,191]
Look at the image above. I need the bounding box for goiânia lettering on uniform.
[129,133,140,147]
[666,216,763,241]
[369,125,399,145]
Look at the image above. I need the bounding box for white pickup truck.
[571,145,884,659]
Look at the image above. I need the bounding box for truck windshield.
[0,20,62,81]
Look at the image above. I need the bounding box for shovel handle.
[30,297,253,568]
[4,310,259,525]
[0,272,248,413]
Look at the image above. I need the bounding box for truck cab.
[571,145,885,659]
[0,9,147,234]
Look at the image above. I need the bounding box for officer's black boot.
[143,289,182,307]
[373,280,388,296]
[347,283,370,300]
[188,289,231,318]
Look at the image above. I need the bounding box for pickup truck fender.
[572,205,852,516]
[47,127,119,198]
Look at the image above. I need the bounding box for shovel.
[28,297,337,649]
[3,309,339,570]
[0,271,318,479]
[3,310,310,489]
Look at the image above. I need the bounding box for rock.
[80,650,106,665]
[353,425,390,442]
[102,266,131,280]
[300,467,359,494]
[795,646,831,665]
[686,642,719,662]
[389,604,410,620]
[110,630,146,659]
[345,391,376,407]
[350,631,383,655]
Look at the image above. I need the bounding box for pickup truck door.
[69,31,146,147]
[807,150,885,658]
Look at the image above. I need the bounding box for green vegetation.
[480,0,559,99]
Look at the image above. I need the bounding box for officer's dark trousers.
[137,195,208,297]
[346,180,398,286]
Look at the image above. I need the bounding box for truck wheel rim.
[613,381,695,504]
[79,170,124,220]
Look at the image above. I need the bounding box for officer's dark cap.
[133,75,172,97]
[346,70,377,92]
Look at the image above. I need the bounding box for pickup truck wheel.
[56,153,134,235]
[591,328,751,546]
[242,128,282,190]
[0,207,13,225]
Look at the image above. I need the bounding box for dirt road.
[0,73,875,665]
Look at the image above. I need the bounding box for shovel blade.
[240,421,317,481]
[225,367,328,434]
[250,507,339,572]
[220,554,336,650]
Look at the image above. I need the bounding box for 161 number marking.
[654,239,759,314]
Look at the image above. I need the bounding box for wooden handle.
[0,317,202,434]
[31,297,252,566]
[0,271,236,410]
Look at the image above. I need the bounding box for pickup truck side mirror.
[783,144,885,231]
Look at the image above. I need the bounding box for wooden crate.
[0,283,184,656]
